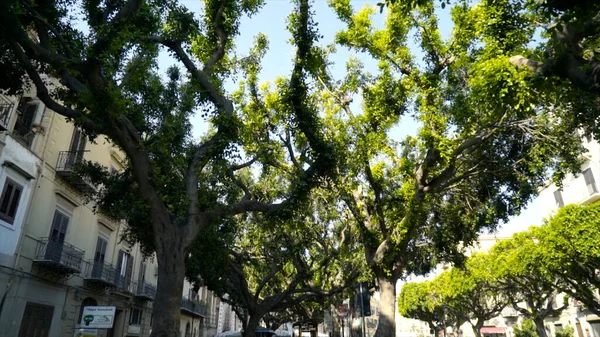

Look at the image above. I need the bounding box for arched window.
[77,297,98,325]
[185,322,191,337]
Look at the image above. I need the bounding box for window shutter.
[125,254,133,287]
[0,178,23,224]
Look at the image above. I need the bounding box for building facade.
[0,88,223,337]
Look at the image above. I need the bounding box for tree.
[398,280,447,337]
[0,0,336,336]
[507,1,600,96]
[324,0,583,336]
[491,230,568,337]
[436,254,509,337]
[538,203,600,315]
[514,319,538,337]
[186,195,362,337]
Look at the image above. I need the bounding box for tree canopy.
[1,0,597,336]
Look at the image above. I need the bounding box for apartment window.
[553,190,565,208]
[129,308,143,325]
[0,177,23,224]
[91,237,108,278]
[15,97,43,148]
[184,322,191,337]
[583,168,598,195]
[18,302,54,337]
[116,250,133,288]
[138,262,146,284]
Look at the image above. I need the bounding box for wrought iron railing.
[0,103,12,128]
[34,237,85,272]
[85,260,117,285]
[114,273,133,293]
[181,297,208,316]
[56,150,88,172]
[134,281,156,299]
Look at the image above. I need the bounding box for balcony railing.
[0,103,12,130]
[181,297,208,317]
[134,281,156,301]
[33,238,85,274]
[114,274,133,294]
[55,150,94,192]
[84,261,117,288]
[56,150,87,172]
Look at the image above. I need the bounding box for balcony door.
[46,209,69,263]
[67,128,87,169]
[116,250,133,290]
[92,237,107,278]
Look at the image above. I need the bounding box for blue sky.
[158,0,543,237]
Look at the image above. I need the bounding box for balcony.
[33,238,85,274]
[84,261,117,288]
[0,102,12,130]
[55,151,95,193]
[181,297,207,317]
[113,274,134,295]
[134,281,156,301]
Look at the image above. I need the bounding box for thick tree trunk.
[150,241,187,337]
[243,314,262,337]
[429,322,438,337]
[373,276,397,337]
[471,323,482,337]
[533,317,548,337]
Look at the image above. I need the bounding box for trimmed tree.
[491,230,568,337]
[538,203,600,315]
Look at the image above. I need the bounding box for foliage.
[436,253,508,335]
[186,190,364,336]
[0,0,338,336]
[537,203,600,315]
[555,326,575,337]
[490,229,566,337]
[325,0,584,335]
[397,280,443,329]
[514,319,538,337]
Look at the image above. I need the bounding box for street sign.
[80,306,116,329]
[338,304,348,317]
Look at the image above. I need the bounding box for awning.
[481,327,507,334]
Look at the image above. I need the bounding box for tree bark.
[533,317,548,337]
[243,314,262,337]
[471,323,483,337]
[373,275,397,337]
[429,322,438,337]
[151,240,187,337]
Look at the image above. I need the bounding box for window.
[583,168,598,195]
[185,322,191,337]
[15,97,43,147]
[138,262,146,284]
[18,302,54,337]
[0,177,23,224]
[116,250,133,288]
[91,237,108,278]
[129,308,143,325]
[553,190,565,208]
